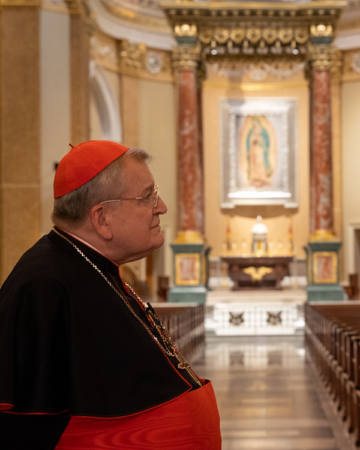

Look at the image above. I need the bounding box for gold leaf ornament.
[295,28,309,44]
[246,28,261,44]
[230,28,245,44]
[262,28,277,45]
[198,28,213,44]
[310,24,333,37]
[278,28,293,44]
[214,28,229,44]
[244,266,273,282]
[174,24,197,37]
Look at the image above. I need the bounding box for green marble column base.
[306,284,344,302]
[168,286,207,304]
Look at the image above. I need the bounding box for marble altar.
[205,289,306,336]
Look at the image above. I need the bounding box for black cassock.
[0,229,198,450]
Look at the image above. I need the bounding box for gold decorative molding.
[198,26,310,53]
[308,44,333,70]
[90,34,118,72]
[119,39,146,74]
[0,0,40,5]
[244,266,273,282]
[161,1,346,14]
[343,49,360,78]
[172,44,201,71]
[307,44,342,78]
[174,231,203,244]
[119,40,172,80]
[310,24,333,38]
[161,1,346,71]
[203,80,309,90]
[310,229,338,241]
[331,48,343,81]
[175,24,197,37]
[207,60,307,83]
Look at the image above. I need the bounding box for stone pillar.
[168,42,207,303]
[0,1,41,283]
[67,0,91,145]
[306,34,343,301]
[173,45,203,239]
[197,68,205,237]
[310,48,334,237]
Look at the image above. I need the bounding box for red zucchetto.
[54,140,130,198]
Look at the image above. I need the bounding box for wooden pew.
[305,303,360,445]
[153,303,205,364]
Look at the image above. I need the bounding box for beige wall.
[139,79,177,282]
[90,92,103,140]
[40,10,70,234]
[342,80,360,279]
[203,83,310,259]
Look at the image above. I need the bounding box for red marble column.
[177,69,203,234]
[197,82,205,236]
[311,68,334,233]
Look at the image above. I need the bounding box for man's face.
[105,157,167,264]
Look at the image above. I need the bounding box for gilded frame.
[313,251,338,284]
[175,253,201,285]
[220,97,298,208]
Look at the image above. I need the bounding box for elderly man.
[0,141,221,450]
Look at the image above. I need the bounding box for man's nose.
[155,196,167,215]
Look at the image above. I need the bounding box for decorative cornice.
[161,1,346,64]
[161,1,346,21]
[172,44,200,71]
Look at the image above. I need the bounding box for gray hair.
[51,148,150,227]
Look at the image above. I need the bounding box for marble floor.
[192,336,356,450]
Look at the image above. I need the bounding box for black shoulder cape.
[0,230,191,447]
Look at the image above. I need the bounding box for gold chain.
[52,228,202,386]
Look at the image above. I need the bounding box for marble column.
[173,45,203,239]
[0,2,41,282]
[306,43,343,301]
[169,44,207,303]
[311,67,334,234]
[197,74,205,237]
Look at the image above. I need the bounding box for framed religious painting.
[175,253,201,286]
[220,98,298,208]
[313,252,337,284]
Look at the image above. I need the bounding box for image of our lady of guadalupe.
[240,115,277,188]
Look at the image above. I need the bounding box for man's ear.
[89,204,113,240]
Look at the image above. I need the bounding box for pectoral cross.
[174,353,202,386]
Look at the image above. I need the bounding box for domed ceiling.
[90,0,360,50]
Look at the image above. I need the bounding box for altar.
[221,256,293,290]
[205,289,306,336]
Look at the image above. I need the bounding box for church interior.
[2,0,360,447]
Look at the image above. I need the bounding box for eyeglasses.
[100,185,159,209]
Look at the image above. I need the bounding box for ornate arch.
[89,60,122,142]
